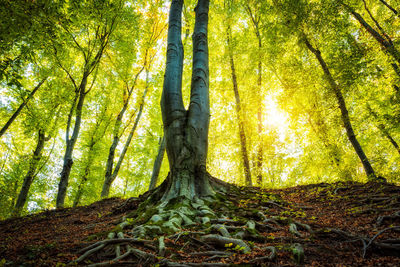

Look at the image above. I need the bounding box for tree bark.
[149,135,166,190]
[56,74,88,208]
[0,77,47,137]
[160,0,214,202]
[226,26,252,187]
[101,72,149,198]
[13,129,49,216]
[303,36,377,180]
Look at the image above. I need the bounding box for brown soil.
[0,181,399,266]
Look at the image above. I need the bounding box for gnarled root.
[315,226,400,258]
[71,176,318,266]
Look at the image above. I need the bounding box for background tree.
[54,0,120,207]
[1,0,400,220]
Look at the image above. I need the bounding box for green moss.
[86,231,109,241]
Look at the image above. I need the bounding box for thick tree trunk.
[0,78,46,137]
[226,27,252,187]
[56,75,88,208]
[304,36,377,180]
[13,129,48,216]
[149,135,166,190]
[101,77,149,198]
[160,0,214,202]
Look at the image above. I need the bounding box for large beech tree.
[158,0,215,201]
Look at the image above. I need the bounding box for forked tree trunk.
[13,129,49,216]
[304,36,377,180]
[226,26,252,186]
[103,67,144,198]
[160,0,214,202]
[101,72,149,198]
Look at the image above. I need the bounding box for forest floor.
[0,181,399,266]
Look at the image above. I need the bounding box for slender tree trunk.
[74,108,110,206]
[359,0,400,79]
[149,135,166,190]
[104,68,144,196]
[72,142,95,207]
[341,2,400,65]
[9,179,19,215]
[378,0,398,15]
[380,127,400,156]
[13,129,49,216]
[0,78,47,137]
[368,105,400,156]
[256,34,263,186]
[304,36,377,180]
[160,0,214,202]
[101,73,149,198]
[246,4,263,186]
[307,114,341,167]
[104,128,121,195]
[226,27,252,186]
[56,74,88,208]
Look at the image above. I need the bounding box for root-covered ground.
[1,181,399,266]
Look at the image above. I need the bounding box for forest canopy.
[1,0,400,219]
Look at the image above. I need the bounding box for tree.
[303,35,377,180]
[148,135,166,190]
[0,77,47,137]
[55,1,119,208]
[101,69,150,197]
[246,0,264,186]
[340,1,400,75]
[12,129,50,216]
[226,22,252,186]
[156,0,219,202]
[72,104,111,207]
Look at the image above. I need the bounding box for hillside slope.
[0,181,399,266]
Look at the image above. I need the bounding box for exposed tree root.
[377,211,400,226]
[315,226,400,258]
[71,179,399,266]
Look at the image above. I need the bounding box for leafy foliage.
[0,0,400,218]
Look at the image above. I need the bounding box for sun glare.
[263,93,289,132]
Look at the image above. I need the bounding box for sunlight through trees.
[0,0,399,218]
